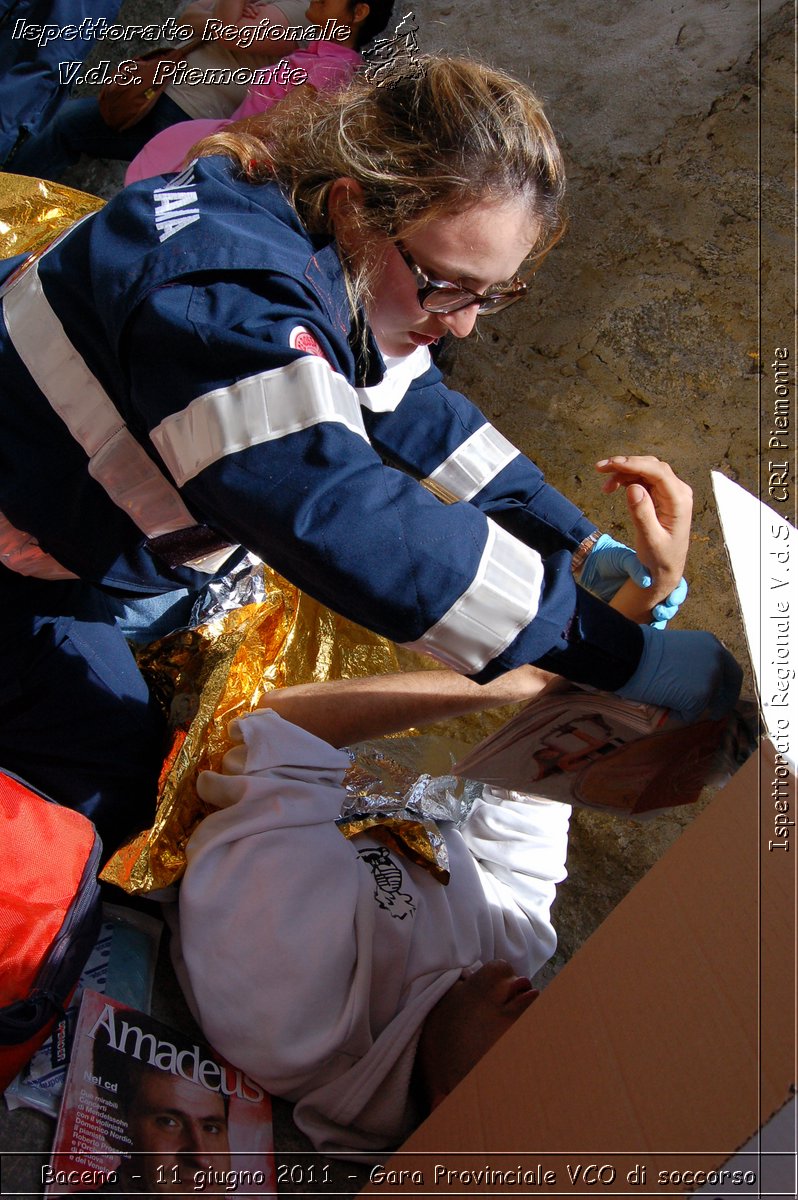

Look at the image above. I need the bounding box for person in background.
[5,0,308,182]
[126,0,395,185]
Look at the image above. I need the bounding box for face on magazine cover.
[122,1070,231,1194]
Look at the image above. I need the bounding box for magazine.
[45,991,274,1198]
[453,680,756,818]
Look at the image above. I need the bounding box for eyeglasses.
[395,241,529,315]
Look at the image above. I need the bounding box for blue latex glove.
[618,626,742,723]
[580,533,688,627]
[650,575,689,630]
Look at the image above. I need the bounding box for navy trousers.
[7,92,192,183]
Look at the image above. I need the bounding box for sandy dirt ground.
[1,0,793,1194]
[405,0,792,962]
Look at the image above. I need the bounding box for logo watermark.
[363,11,423,87]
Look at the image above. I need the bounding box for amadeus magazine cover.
[44,990,274,1197]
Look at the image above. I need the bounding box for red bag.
[98,39,204,132]
[0,771,102,1090]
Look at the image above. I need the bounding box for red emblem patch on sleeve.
[289,325,332,364]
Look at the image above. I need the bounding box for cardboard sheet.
[364,478,796,1198]
[362,741,795,1196]
[712,472,797,771]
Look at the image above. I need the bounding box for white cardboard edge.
[711,471,797,772]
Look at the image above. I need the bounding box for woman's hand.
[592,455,691,625]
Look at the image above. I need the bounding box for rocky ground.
[2,0,792,1194]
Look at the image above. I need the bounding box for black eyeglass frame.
[395,241,529,315]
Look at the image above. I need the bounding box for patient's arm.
[257,663,555,748]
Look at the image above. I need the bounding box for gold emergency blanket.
[0,174,104,262]
[102,567,396,892]
[101,566,505,894]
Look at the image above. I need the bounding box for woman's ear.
[351,2,370,27]
[328,176,366,250]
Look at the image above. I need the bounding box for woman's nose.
[438,303,480,339]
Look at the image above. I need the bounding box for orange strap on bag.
[0,771,102,1090]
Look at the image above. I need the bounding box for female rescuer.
[0,57,741,847]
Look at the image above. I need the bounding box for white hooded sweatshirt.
[174,709,570,1158]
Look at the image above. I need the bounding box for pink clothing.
[125,41,361,184]
[233,39,361,119]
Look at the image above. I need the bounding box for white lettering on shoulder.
[153,162,200,243]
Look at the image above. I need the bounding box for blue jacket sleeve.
[362,358,597,557]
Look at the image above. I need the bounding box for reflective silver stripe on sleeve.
[400,520,544,674]
[423,424,520,503]
[2,264,229,568]
[150,355,369,488]
[0,509,78,580]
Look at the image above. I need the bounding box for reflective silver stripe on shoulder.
[2,263,216,551]
[85,427,205,538]
[0,510,78,580]
[423,424,519,502]
[356,346,431,413]
[400,521,543,674]
[150,355,368,488]
[3,263,124,457]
